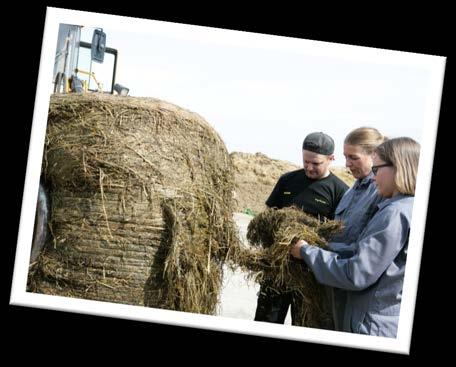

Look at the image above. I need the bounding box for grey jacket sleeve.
[300,206,410,291]
[327,242,357,258]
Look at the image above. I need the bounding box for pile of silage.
[235,207,343,328]
[28,93,239,315]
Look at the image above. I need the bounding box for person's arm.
[265,176,283,208]
[290,206,410,291]
[327,242,357,258]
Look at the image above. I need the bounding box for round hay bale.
[28,93,238,315]
[235,207,343,328]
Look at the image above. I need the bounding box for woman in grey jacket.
[331,127,387,249]
[291,137,420,338]
[328,127,387,331]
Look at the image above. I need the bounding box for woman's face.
[343,144,373,179]
[372,154,397,198]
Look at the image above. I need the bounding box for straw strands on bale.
[234,207,343,328]
[28,93,239,315]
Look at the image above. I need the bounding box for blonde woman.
[332,127,387,247]
[329,127,387,330]
[290,137,419,337]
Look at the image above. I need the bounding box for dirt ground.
[230,152,355,214]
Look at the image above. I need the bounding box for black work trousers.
[254,284,297,324]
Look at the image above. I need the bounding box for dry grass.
[28,93,239,315]
[231,207,343,328]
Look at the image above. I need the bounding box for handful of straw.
[233,207,343,328]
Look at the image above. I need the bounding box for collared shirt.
[330,172,383,247]
[300,194,414,337]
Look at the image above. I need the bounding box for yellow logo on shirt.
[283,192,291,195]
[315,198,328,205]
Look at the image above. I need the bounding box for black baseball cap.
[302,132,335,155]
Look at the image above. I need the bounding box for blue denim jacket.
[301,195,413,337]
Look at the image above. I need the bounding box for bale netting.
[235,207,343,328]
[28,93,239,315]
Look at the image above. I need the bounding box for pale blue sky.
[80,26,430,167]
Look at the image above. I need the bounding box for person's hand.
[290,240,308,259]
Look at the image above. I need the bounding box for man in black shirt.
[254,132,349,325]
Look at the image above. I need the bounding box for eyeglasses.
[372,163,393,175]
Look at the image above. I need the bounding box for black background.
[6,2,451,361]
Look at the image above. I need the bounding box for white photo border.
[10,7,446,355]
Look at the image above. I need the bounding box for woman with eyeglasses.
[326,127,387,331]
[290,137,420,337]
